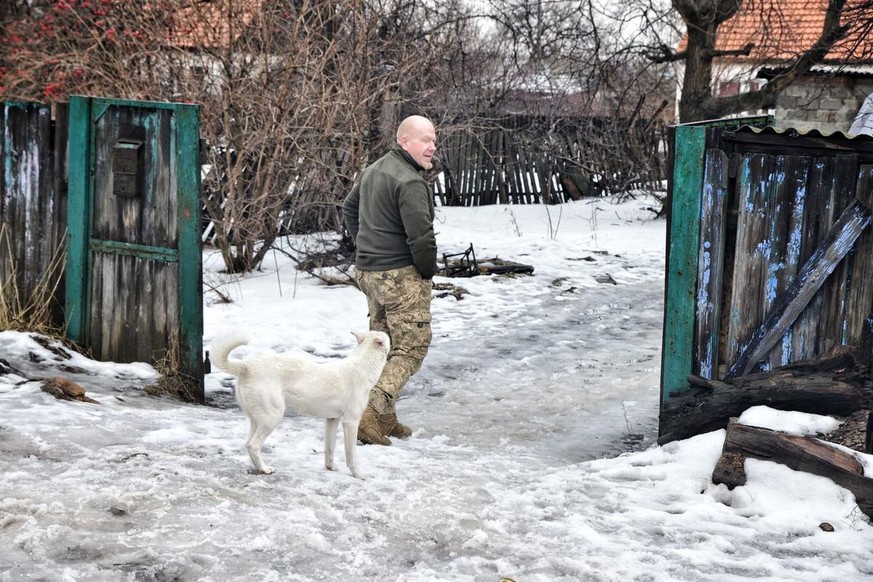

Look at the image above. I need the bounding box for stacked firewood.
[660,347,873,518]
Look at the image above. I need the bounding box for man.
[342,115,438,446]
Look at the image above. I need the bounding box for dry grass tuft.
[0,225,67,337]
[144,333,201,402]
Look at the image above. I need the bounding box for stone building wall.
[774,75,873,134]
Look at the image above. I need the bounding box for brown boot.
[383,413,412,439]
[358,406,391,446]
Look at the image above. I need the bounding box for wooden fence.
[1,98,204,402]
[434,116,667,206]
[661,121,873,414]
[0,101,68,324]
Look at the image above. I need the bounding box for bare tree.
[650,0,873,122]
[1,0,470,273]
[442,1,674,198]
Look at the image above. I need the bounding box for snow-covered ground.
[1,196,872,581]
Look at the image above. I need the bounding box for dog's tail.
[209,332,250,378]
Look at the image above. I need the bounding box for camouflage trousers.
[354,265,432,413]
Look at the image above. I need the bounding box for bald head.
[396,115,437,170]
[396,115,434,142]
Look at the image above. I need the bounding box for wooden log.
[712,420,873,519]
[660,348,873,445]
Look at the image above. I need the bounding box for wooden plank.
[764,155,811,369]
[0,102,58,302]
[488,131,501,204]
[661,125,706,403]
[442,134,459,205]
[514,139,530,204]
[508,137,524,204]
[761,154,789,370]
[818,155,857,353]
[495,130,508,204]
[725,154,771,370]
[534,151,552,204]
[844,165,873,348]
[90,252,178,363]
[458,132,471,205]
[791,157,833,360]
[694,149,729,379]
[520,139,537,204]
[92,106,176,245]
[476,134,490,205]
[726,199,873,379]
[50,103,70,323]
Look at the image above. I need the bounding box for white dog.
[210,331,390,478]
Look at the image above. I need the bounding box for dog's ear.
[351,331,363,344]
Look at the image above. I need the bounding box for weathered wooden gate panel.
[0,102,67,324]
[662,123,873,418]
[89,253,179,364]
[91,106,177,247]
[67,96,202,401]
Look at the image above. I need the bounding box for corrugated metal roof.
[758,63,873,79]
[732,124,873,140]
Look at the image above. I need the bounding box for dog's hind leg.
[324,417,340,472]
[246,412,282,475]
[342,420,363,479]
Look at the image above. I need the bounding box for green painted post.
[175,103,204,402]
[65,96,93,343]
[660,125,706,406]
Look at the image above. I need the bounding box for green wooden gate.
[661,118,873,439]
[66,96,203,401]
[661,116,772,408]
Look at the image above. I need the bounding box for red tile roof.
[166,0,264,50]
[714,0,872,62]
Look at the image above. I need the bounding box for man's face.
[400,123,437,170]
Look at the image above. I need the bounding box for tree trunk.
[672,0,853,122]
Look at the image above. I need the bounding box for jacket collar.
[391,145,427,172]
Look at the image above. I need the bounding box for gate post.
[66,96,93,343]
[660,124,706,406]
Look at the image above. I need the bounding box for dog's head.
[352,331,390,355]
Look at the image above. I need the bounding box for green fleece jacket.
[342,146,437,279]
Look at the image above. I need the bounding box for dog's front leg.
[343,420,363,479]
[324,417,340,472]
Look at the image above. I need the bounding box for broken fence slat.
[694,149,729,379]
[727,199,873,379]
